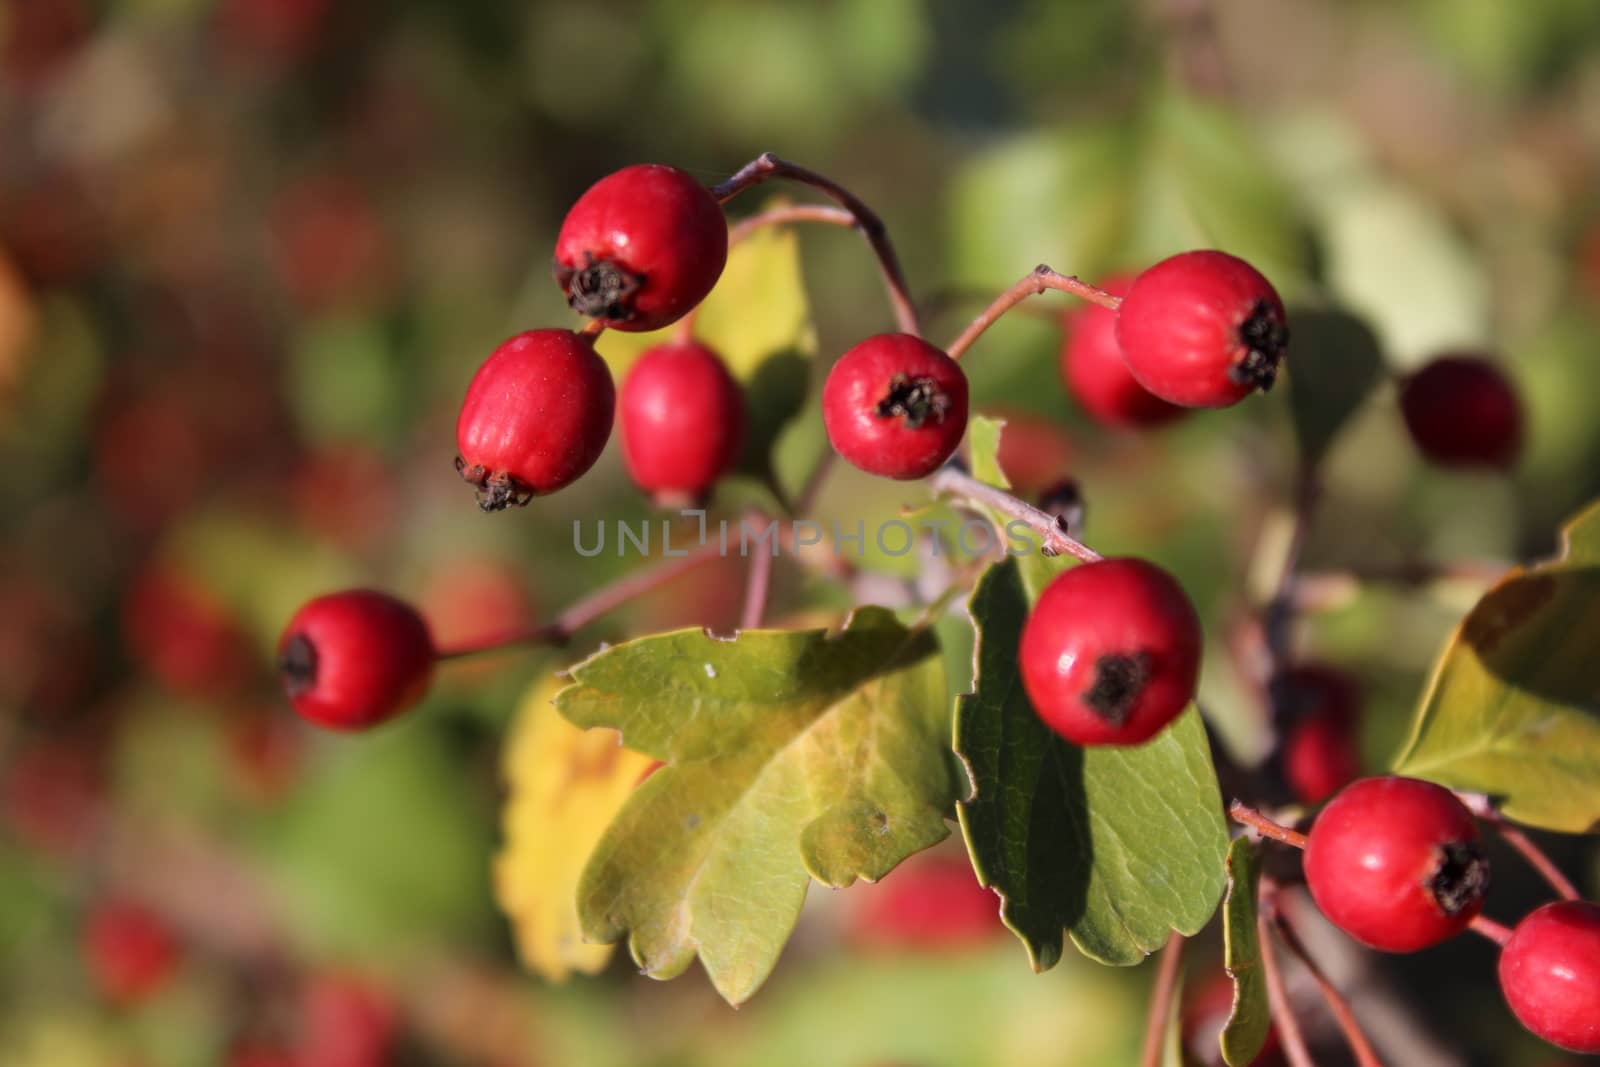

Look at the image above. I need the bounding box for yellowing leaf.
[494,674,656,982]
[1393,499,1600,832]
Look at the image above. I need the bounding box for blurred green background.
[3,0,1600,1064]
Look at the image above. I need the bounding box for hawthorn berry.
[83,899,180,1006]
[1498,900,1600,1054]
[821,333,969,480]
[553,164,728,332]
[846,850,1002,953]
[455,329,615,510]
[619,341,746,506]
[1115,250,1288,408]
[1399,355,1523,470]
[1018,557,1202,746]
[277,590,434,731]
[1303,776,1488,953]
[1058,273,1185,428]
[1276,664,1362,806]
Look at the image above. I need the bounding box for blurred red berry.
[122,564,254,700]
[1398,355,1523,470]
[1182,971,1284,1066]
[847,850,1002,952]
[1276,664,1362,806]
[0,0,92,89]
[218,0,330,64]
[419,558,536,655]
[1060,274,1185,428]
[990,409,1075,497]
[291,444,399,549]
[269,172,391,311]
[619,341,746,506]
[0,739,103,855]
[83,899,180,1006]
[298,973,397,1067]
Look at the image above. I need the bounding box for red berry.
[846,850,1002,953]
[1059,273,1186,428]
[455,329,615,510]
[1115,251,1288,408]
[1018,558,1202,746]
[299,973,397,1067]
[1398,355,1523,470]
[277,590,434,730]
[1498,900,1600,1054]
[1303,776,1488,952]
[121,563,253,700]
[553,164,727,332]
[1277,664,1362,806]
[84,899,180,1006]
[619,341,746,505]
[821,333,969,480]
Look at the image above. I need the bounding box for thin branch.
[712,153,920,335]
[741,521,776,630]
[1271,906,1386,1067]
[1474,805,1581,901]
[927,465,1103,564]
[1138,931,1187,1067]
[1258,908,1318,1067]
[1229,801,1309,850]
[1469,914,1513,947]
[944,264,1121,362]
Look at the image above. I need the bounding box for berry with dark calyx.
[1399,355,1523,470]
[1303,776,1488,952]
[1115,250,1288,408]
[455,329,615,511]
[620,341,746,507]
[1059,273,1186,428]
[1498,900,1600,1053]
[277,590,434,731]
[821,333,969,480]
[83,899,180,1006]
[1018,558,1202,746]
[553,164,728,332]
[1275,664,1363,806]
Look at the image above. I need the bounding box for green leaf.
[1393,500,1600,832]
[557,606,958,1005]
[955,559,1229,969]
[1283,307,1385,467]
[1219,837,1270,1067]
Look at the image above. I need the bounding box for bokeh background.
[3,0,1600,1064]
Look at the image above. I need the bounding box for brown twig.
[1457,793,1582,901]
[1270,902,1386,1067]
[741,518,777,630]
[944,264,1121,361]
[927,465,1103,564]
[712,153,920,336]
[1258,908,1318,1067]
[1229,801,1309,850]
[1138,931,1187,1067]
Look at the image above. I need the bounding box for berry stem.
[1457,794,1581,901]
[1257,907,1318,1067]
[1228,800,1309,849]
[927,465,1103,564]
[579,318,607,340]
[1268,894,1387,1067]
[943,264,1122,362]
[712,153,920,336]
[433,537,725,660]
[1468,913,1513,947]
[1137,931,1186,1067]
[741,516,776,631]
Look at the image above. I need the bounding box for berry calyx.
[1276,664,1362,806]
[1059,273,1186,428]
[455,329,615,511]
[1498,900,1600,1053]
[553,164,728,332]
[1303,776,1488,953]
[821,333,969,480]
[1018,557,1202,746]
[83,898,180,1006]
[1115,250,1288,408]
[1399,355,1523,470]
[277,590,434,730]
[619,341,746,506]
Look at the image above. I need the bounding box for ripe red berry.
[1498,900,1600,1053]
[1303,776,1488,953]
[84,899,180,1006]
[1276,664,1362,806]
[277,590,434,730]
[821,333,969,480]
[1018,558,1202,746]
[1115,251,1288,408]
[553,164,728,332]
[455,329,615,510]
[1059,273,1186,428]
[1399,355,1523,470]
[619,341,746,506]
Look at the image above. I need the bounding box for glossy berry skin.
[1399,355,1523,470]
[553,164,728,332]
[1018,558,1202,746]
[1304,776,1488,953]
[455,329,615,511]
[821,333,968,480]
[1059,273,1185,428]
[1498,901,1600,1053]
[277,590,434,731]
[1276,664,1362,806]
[620,342,746,505]
[1115,251,1288,408]
[84,899,179,1006]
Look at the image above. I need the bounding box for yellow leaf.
[494,673,656,982]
